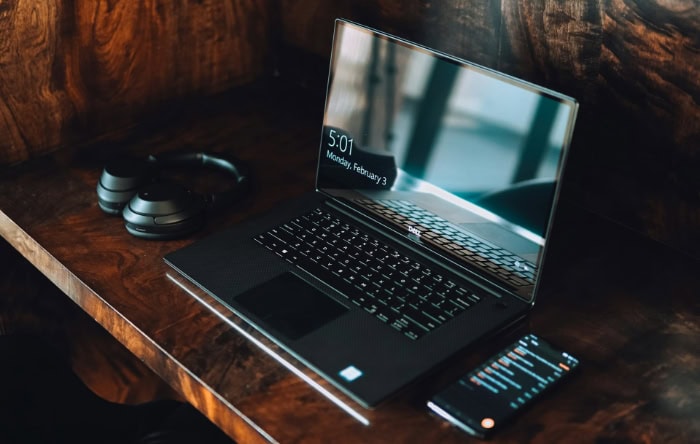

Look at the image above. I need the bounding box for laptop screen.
[317,20,578,302]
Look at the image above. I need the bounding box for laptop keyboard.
[354,199,537,286]
[254,208,483,340]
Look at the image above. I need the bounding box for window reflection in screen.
[323,26,574,237]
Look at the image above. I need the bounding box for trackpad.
[234,272,348,341]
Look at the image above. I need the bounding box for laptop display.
[318,22,577,301]
[165,19,578,408]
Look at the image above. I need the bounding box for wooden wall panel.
[0,0,272,165]
[1,0,696,252]
[0,1,71,165]
[278,0,700,257]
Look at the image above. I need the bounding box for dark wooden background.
[1,0,698,253]
[0,0,273,164]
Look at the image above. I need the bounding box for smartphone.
[427,333,580,438]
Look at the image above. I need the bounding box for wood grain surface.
[1,81,698,443]
[0,0,272,165]
[0,239,182,405]
[276,0,700,258]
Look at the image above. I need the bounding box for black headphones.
[96,151,249,240]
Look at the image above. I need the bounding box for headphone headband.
[148,152,249,211]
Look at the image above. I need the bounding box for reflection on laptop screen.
[317,20,577,301]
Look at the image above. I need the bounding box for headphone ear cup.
[121,182,206,240]
[96,159,152,215]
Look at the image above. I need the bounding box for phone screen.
[427,334,579,438]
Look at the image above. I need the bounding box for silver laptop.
[165,19,578,407]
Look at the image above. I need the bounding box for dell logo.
[407,225,422,238]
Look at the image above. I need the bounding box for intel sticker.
[339,365,363,382]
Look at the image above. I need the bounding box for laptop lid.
[316,20,578,304]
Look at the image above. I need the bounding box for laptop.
[165,19,578,408]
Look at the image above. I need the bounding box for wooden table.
[1,81,698,443]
